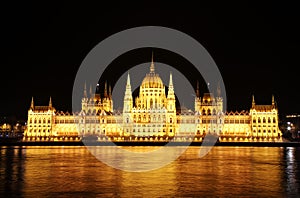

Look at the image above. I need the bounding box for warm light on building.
[24,56,282,142]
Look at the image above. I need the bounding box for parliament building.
[24,58,282,142]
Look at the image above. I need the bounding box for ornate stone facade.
[24,58,282,142]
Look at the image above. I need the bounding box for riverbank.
[1,141,300,147]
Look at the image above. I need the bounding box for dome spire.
[150,51,155,73]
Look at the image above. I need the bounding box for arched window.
[208,109,211,115]
[258,118,261,123]
[213,109,216,115]
[263,118,266,123]
[273,118,276,123]
[268,118,271,123]
[202,109,206,115]
[170,118,173,123]
[126,117,129,123]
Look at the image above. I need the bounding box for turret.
[167,72,175,99]
[83,82,87,98]
[166,72,176,136]
[123,73,133,113]
[89,84,94,98]
[252,95,255,108]
[49,97,52,109]
[194,81,201,112]
[30,97,34,110]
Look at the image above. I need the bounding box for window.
[213,109,216,115]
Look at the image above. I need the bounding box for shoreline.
[1,141,300,147]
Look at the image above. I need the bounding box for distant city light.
[287,126,291,130]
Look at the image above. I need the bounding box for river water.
[0,146,299,197]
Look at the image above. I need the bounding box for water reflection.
[0,146,25,197]
[0,146,300,197]
[283,147,300,196]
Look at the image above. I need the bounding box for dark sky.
[1,2,299,120]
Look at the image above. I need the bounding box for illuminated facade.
[24,58,282,142]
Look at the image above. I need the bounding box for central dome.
[141,58,164,89]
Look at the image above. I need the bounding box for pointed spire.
[49,96,52,108]
[30,97,34,110]
[89,84,93,97]
[126,72,131,87]
[252,95,255,108]
[272,95,275,106]
[84,82,87,98]
[168,72,175,99]
[124,72,132,100]
[104,81,108,97]
[169,72,173,87]
[196,81,200,98]
[217,81,221,97]
[150,51,155,73]
[109,84,112,98]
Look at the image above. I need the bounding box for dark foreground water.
[1,146,300,197]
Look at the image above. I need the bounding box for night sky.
[1,2,299,120]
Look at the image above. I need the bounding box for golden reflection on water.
[0,146,299,197]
